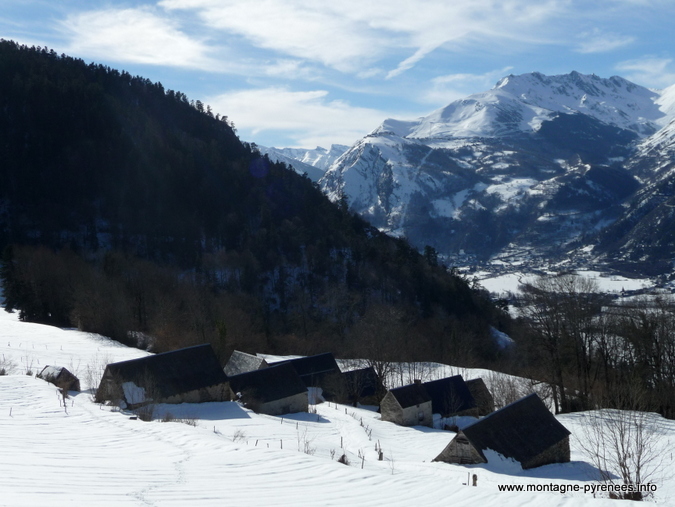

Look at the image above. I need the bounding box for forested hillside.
[0,40,507,366]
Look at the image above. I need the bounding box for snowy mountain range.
[278,72,675,277]
[258,144,349,181]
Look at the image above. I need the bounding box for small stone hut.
[423,375,478,417]
[433,393,571,469]
[96,344,229,408]
[37,365,81,391]
[465,378,495,416]
[228,362,308,416]
[380,382,433,427]
[224,350,269,377]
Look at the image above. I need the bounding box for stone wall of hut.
[433,431,486,465]
[521,435,570,469]
[259,392,308,416]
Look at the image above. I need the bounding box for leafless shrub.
[161,411,176,422]
[0,355,17,375]
[136,403,155,422]
[179,417,197,427]
[83,353,112,400]
[577,387,668,501]
[297,427,316,455]
[160,411,197,426]
[232,429,247,443]
[485,370,551,410]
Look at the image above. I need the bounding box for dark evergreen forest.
[0,40,508,367]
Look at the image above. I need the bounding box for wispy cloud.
[60,7,220,70]
[576,29,635,54]
[207,87,389,147]
[616,57,675,88]
[159,0,387,73]
[159,0,566,78]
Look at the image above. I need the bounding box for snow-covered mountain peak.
[258,144,350,181]
[370,118,421,138]
[405,71,669,141]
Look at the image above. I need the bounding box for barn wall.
[96,370,123,403]
[380,392,404,425]
[522,435,570,469]
[381,393,432,427]
[401,402,433,427]
[434,431,486,465]
[162,382,230,405]
[259,392,308,416]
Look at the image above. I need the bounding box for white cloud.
[576,29,635,54]
[207,87,389,148]
[159,0,387,73]
[60,7,220,70]
[159,0,567,77]
[616,57,675,89]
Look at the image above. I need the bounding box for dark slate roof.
[465,378,494,414]
[228,362,307,404]
[224,350,268,377]
[389,383,431,409]
[104,344,227,399]
[342,367,381,398]
[273,353,340,386]
[462,393,571,464]
[423,375,476,416]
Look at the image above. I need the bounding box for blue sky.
[2,0,675,149]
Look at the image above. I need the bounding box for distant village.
[37,343,571,471]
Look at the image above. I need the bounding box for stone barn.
[224,350,269,377]
[433,393,571,469]
[37,365,80,391]
[272,352,342,401]
[465,378,495,416]
[423,375,478,417]
[96,344,230,408]
[228,362,308,416]
[380,382,433,427]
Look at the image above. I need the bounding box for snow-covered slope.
[592,119,675,269]
[2,310,672,505]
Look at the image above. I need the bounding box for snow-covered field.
[476,270,650,298]
[1,310,673,506]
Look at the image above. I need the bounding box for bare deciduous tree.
[519,274,605,413]
[578,386,669,501]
